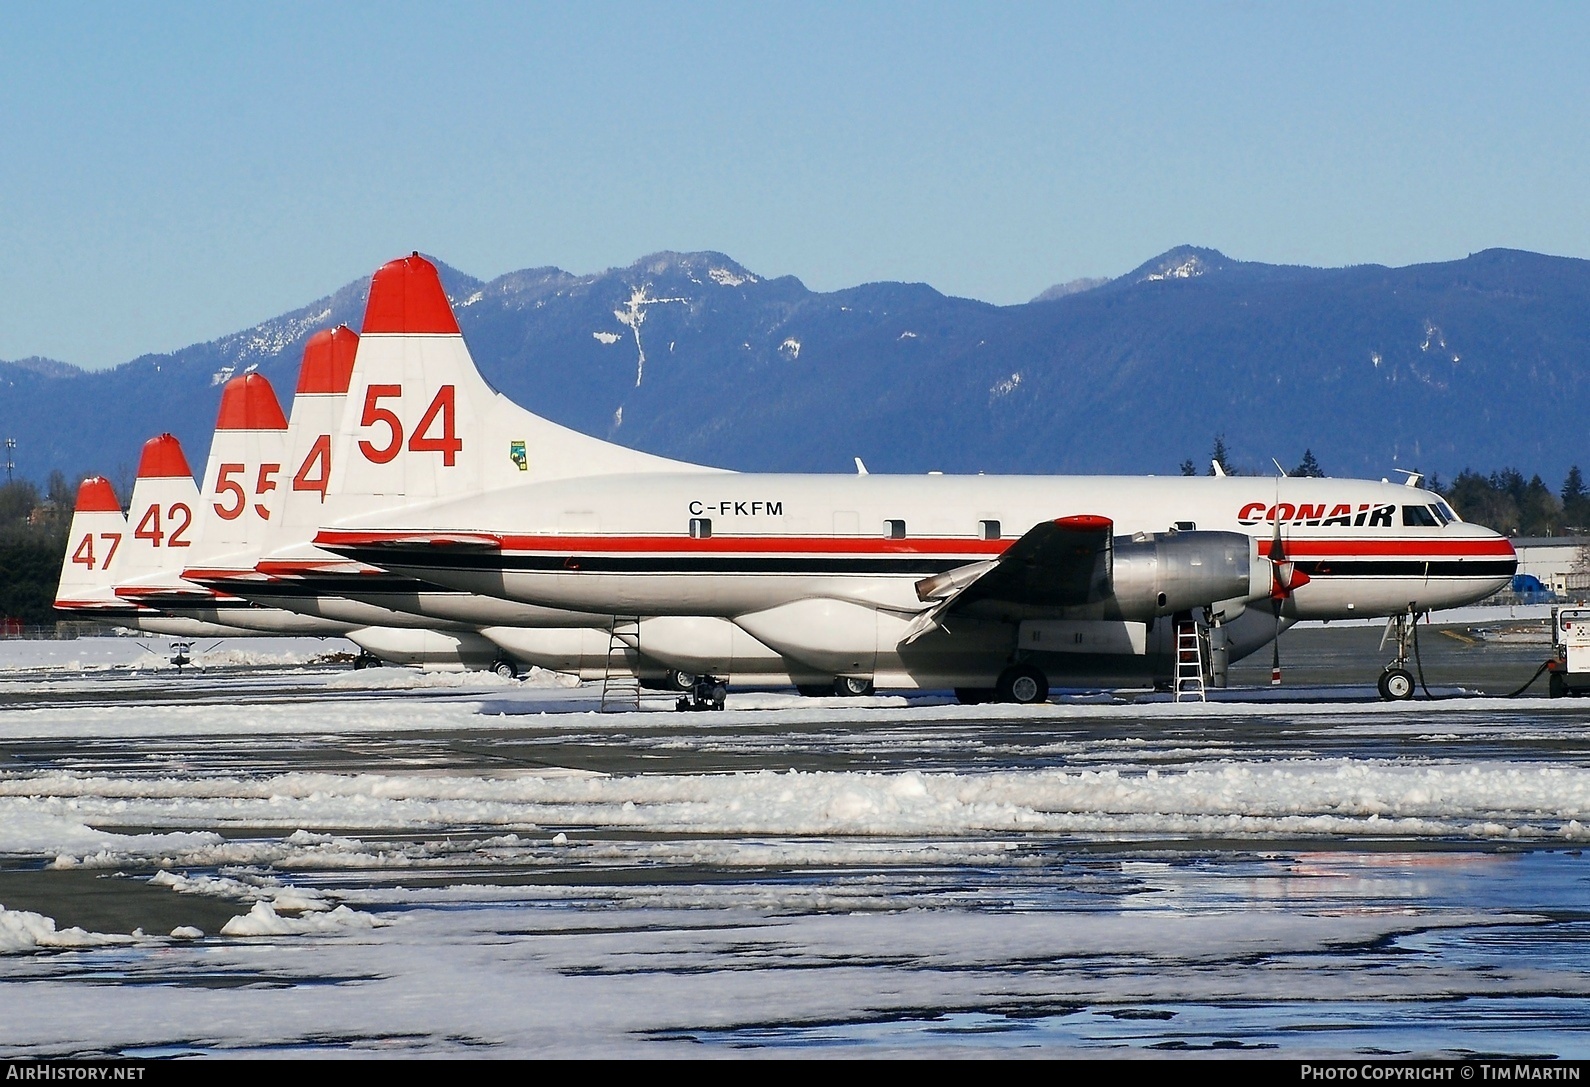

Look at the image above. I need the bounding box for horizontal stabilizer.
[313,530,503,552]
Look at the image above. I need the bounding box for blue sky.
[3,2,1587,369]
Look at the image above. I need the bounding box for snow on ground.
[3,636,1590,1056]
[0,636,357,672]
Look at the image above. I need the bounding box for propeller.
[1266,508,1311,685]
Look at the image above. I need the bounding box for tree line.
[0,474,73,626]
[1184,436,1590,537]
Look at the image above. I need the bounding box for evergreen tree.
[1179,459,1197,477]
[1293,449,1324,477]
[1563,466,1590,530]
[1209,434,1231,476]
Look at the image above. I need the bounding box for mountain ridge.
[2,246,1586,492]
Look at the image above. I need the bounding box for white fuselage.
[320,473,1514,689]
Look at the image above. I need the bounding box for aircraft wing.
[905,515,1114,641]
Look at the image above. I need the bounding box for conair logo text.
[1238,502,1396,528]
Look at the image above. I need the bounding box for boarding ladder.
[600,617,642,712]
[1174,618,1207,703]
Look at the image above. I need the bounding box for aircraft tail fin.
[181,373,293,577]
[330,253,719,511]
[113,434,204,590]
[54,477,129,610]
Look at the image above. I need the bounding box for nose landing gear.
[1377,607,1421,701]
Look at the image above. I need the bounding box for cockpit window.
[1402,505,1440,527]
[1434,501,1460,523]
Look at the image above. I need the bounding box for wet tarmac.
[0,621,1587,1058]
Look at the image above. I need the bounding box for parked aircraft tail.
[53,477,128,611]
[329,253,715,510]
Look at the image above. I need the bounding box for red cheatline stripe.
[1285,539,1515,558]
[316,529,1513,559]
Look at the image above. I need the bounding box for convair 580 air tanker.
[303,254,1515,703]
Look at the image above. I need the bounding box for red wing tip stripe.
[182,568,277,584]
[256,560,372,577]
[115,585,228,600]
[1053,515,1112,532]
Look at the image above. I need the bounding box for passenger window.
[1173,521,1196,531]
[1401,505,1439,527]
[884,519,907,539]
[690,518,712,539]
[979,519,1000,541]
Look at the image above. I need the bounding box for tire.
[1378,667,1415,701]
[833,677,875,697]
[1549,671,1567,699]
[670,670,696,692]
[955,687,995,705]
[996,664,1049,705]
[493,659,518,681]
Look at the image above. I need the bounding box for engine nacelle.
[1107,531,1266,620]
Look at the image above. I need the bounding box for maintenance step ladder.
[1174,619,1207,703]
[600,617,642,712]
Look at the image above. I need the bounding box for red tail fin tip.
[215,373,289,431]
[361,254,461,335]
[74,476,120,513]
[296,326,360,395]
[136,434,193,479]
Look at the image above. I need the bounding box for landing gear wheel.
[833,676,875,697]
[669,670,697,692]
[996,664,1049,705]
[955,687,996,705]
[492,659,519,680]
[676,675,728,711]
[353,651,381,670]
[1378,667,1415,701]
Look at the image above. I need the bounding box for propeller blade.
[1270,597,1283,686]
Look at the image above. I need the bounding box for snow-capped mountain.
[3,246,1588,489]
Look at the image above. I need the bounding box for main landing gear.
[352,651,383,670]
[958,664,1050,705]
[1377,607,1420,701]
[676,674,727,711]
